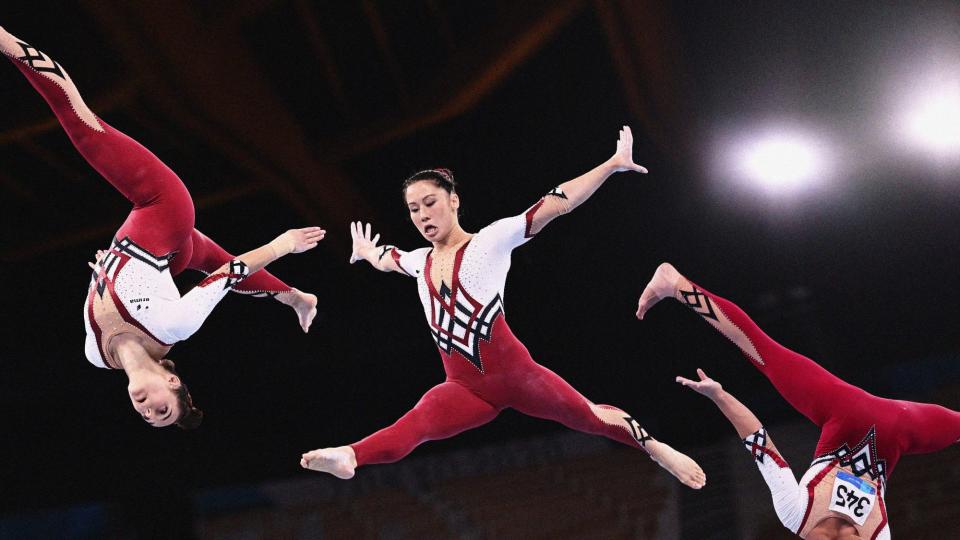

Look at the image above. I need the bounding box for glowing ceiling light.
[737,132,827,194]
[902,83,960,155]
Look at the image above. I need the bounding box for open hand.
[284,226,326,254]
[349,221,380,264]
[87,249,107,272]
[676,368,723,400]
[609,125,648,174]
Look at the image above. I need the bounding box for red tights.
[681,280,960,475]
[7,42,289,293]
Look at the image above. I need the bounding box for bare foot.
[636,262,682,320]
[647,440,706,489]
[279,289,317,333]
[301,446,357,479]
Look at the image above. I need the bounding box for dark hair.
[402,168,457,198]
[159,358,204,430]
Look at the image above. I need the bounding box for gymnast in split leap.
[638,263,960,538]
[2,28,323,428]
[300,127,705,489]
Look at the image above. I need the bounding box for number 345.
[834,485,869,517]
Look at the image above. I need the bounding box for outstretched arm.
[230,226,326,275]
[677,369,806,533]
[348,221,422,277]
[525,126,647,236]
[158,227,324,341]
[676,368,764,440]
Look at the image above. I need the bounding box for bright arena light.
[902,82,960,155]
[729,130,831,196]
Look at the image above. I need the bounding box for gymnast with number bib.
[638,262,960,539]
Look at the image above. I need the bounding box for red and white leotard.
[744,426,891,539]
[394,213,530,374]
[677,282,960,539]
[350,207,654,466]
[83,237,250,369]
[1,30,296,370]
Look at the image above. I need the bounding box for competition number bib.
[827,470,876,526]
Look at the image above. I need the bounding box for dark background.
[2,0,959,535]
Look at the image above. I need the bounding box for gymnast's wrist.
[268,233,296,258]
[710,389,731,405]
[600,157,620,175]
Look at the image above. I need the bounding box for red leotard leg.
[186,229,291,294]
[350,382,499,466]
[896,400,960,455]
[5,36,194,273]
[681,282,860,428]
[678,278,960,471]
[503,360,652,450]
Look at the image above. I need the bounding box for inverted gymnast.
[639,263,960,539]
[1,28,323,428]
[300,127,706,489]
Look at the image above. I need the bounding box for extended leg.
[301,382,499,478]
[638,263,859,428]
[2,28,194,260]
[898,400,960,455]
[505,361,706,489]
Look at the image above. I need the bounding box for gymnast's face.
[405,181,460,243]
[807,518,862,539]
[806,533,860,540]
[128,373,181,428]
